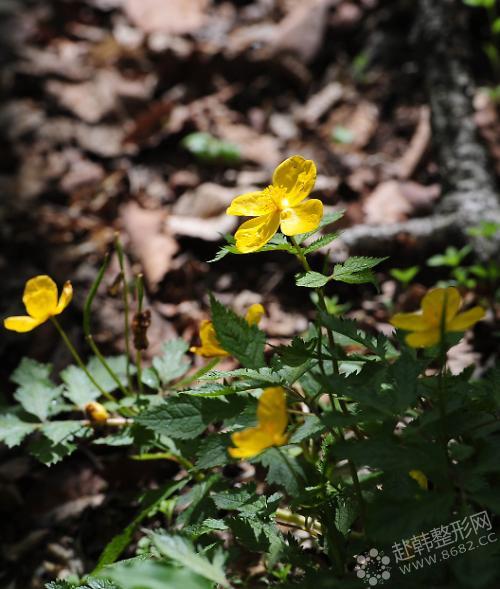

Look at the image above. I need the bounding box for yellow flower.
[229,386,288,459]
[85,401,110,425]
[390,287,485,348]
[190,303,265,357]
[226,155,323,253]
[4,275,73,333]
[409,470,428,490]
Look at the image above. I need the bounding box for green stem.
[275,508,322,536]
[135,274,145,398]
[86,334,130,398]
[115,234,133,390]
[84,253,130,397]
[289,235,366,530]
[50,317,116,402]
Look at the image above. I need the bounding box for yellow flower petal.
[228,387,288,459]
[406,328,440,348]
[272,155,316,206]
[421,287,461,327]
[279,199,323,236]
[22,275,58,320]
[190,320,228,357]
[390,311,430,332]
[228,427,274,459]
[226,190,276,217]
[409,470,428,490]
[4,315,43,333]
[54,281,73,315]
[447,306,485,331]
[257,387,288,437]
[234,211,280,253]
[245,303,265,326]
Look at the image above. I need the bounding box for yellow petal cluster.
[226,155,323,253]
[390,287,485,348]
[229,387,288,459]
[4,275,73,333]
[190,303,265,357]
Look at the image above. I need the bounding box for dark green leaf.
[210,295,266,369]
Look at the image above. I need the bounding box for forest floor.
[0,0,499,587]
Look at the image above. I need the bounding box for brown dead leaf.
[47,70,156,123]
[267,0,330,63]
[172,182,240,217]
[125,0,209,35]
[120,202,178,289]
[363,180,412,225]
[298,81,344,126]
[220,124,281,167]
[167,214,237,241]
[363,180,440,225]
[326,101,379,152]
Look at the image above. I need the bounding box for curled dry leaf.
[120,202,178,290]
[392,106,431,179]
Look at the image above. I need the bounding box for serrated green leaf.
[136,398,206,440]
[195,434,231,469]
[319,312,394,358]
[257,447,305,497]
[61,364,101,407]
[41,420,86,445]
[11,357,53,388]
[45,582,74,589]
[29,435,76,465]
[332,256,387,286]
[14,383,63,421]
[0,413,38,448]
[153,533,230,588]
[295,271,331,288]
[289,415,325,443]
[276,337,317,366]
[152,340,190,386]
[302,232,340,255]
[87,356,133,393]
[210,295,266,369]
[136,397,244,440]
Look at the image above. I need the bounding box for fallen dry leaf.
[298,81,344,126]
[120,202,178,289]
[363,180,412,225]
[47,70,156,123]
[125,0,209,35]
[220,124,281,167]
[326,101,379,152]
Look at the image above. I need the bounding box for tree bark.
[339,0,500,260]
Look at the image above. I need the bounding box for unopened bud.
[85,402,109,425]
[132,309,151,350]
